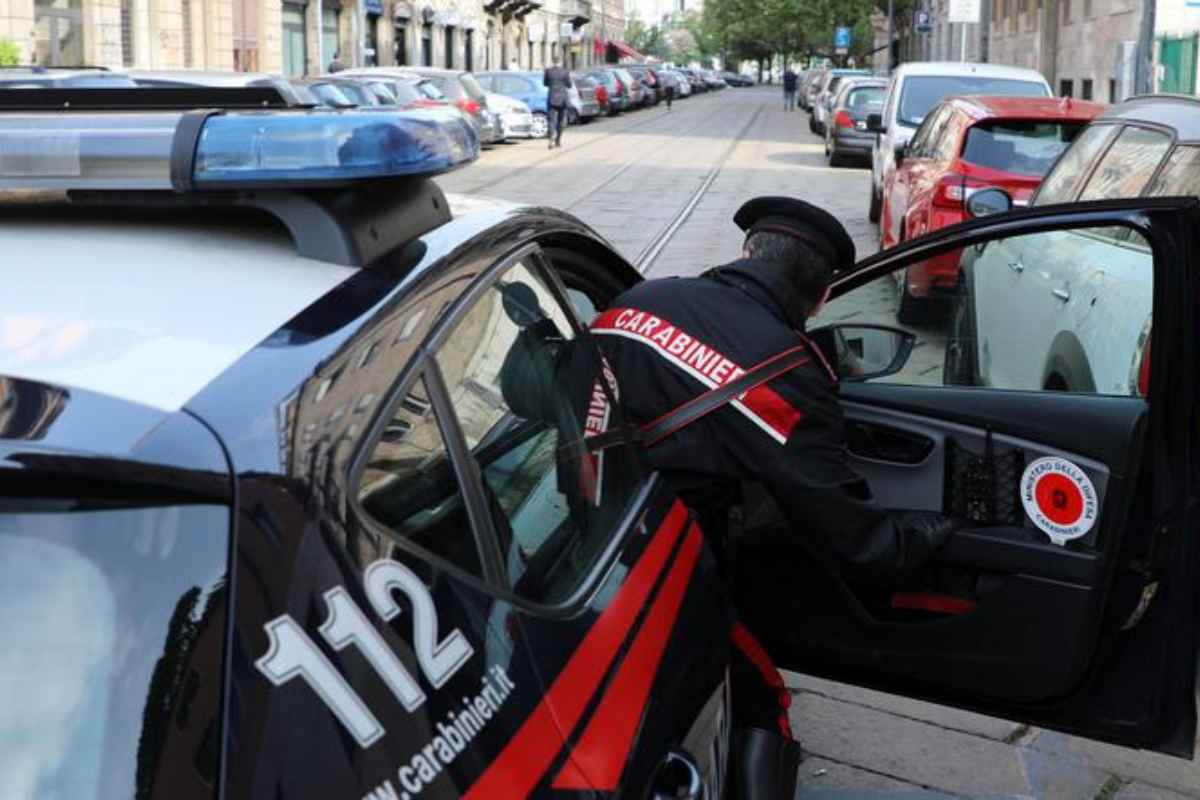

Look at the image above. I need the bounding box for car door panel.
[744,198,1200,756]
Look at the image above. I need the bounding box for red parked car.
[880,95,1105,322]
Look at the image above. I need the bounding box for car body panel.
[872,62,1053,213]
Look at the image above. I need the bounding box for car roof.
[948,95,1107,122]
[127,69,287,86]
[1097,94,1200,142]
[893,61,1049,82]
[402,67,469,78]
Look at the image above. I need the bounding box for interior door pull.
[1008,260,1024,273]
[1052,288,1071,302]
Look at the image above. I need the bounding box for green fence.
[1159,34,1198,95]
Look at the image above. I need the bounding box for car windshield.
[459,73,486,101]
[390,80,424,104]
[0,501,228,800]
[332,82,373,105]
[366,83,398,103]
[962,119,1089,176]
[898,76,1048,127]
[844,85,885,112]
[309,83,354,106]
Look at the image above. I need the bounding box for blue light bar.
[0,107,479,191]
[193,108,478,186]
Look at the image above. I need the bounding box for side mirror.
[808,324,916,382]
[966,187,1013,218]
[894,142,907,166]
[866,113,884,133]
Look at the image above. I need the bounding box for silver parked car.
[342,66,500,145]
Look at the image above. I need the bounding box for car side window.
[432,256,646,605]
[908,105,945,158]
[1034,123,1121,205]
[358,376,490,578]
[931,109,963,161]
[810,224,1153,396]
[1145,145,1200,197]
[1078,126,1173,201]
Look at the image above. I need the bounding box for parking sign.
[834,26,852,53]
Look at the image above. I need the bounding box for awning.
[593,38,605,55]
[611,40,645,60]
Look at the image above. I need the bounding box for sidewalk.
[788,672,1200,799]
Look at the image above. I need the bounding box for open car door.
[736,197,1200,757]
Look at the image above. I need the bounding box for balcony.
[562,0,591,26]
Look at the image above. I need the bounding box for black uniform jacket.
[586,258,945,574]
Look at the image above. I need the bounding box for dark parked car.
[570,72,604,121]
[624,64,663,105]
[343,66,500,144]
[588,68,631,114]
[824,77,888,166]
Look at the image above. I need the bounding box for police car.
[2,86,1199,800]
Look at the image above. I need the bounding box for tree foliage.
[0,39,20,67]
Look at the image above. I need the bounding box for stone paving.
[440,85,1200,800]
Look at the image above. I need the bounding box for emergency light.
[0,107,479,191]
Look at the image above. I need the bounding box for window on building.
[365,13,380,65]
[1081,78,1093,99]
[1059,78,1073,97]
[322,5,340,70]
[120,0,135,67]
[181,0,193,67]
[395,20,408,64]
[422,23,433,66]
[232,0,259,71]
[1109,78,1117,102]
[281,2,307,76]
[34,0,84,67]
[445,25,455,68]
[465,28,473,71]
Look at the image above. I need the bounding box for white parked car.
[485,92,535,139]
[867,62,1051,224]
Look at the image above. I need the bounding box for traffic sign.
[948,0,981,23]
[834,26,852,52]
[914,9,932,32]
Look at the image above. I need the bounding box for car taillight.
[456,98,481,115]
[834,110,854,129]
[933,174,987,209]
[1131,318,1152,397]
[595,85,608,104]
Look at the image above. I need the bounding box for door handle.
[651,750,703,800]
[1052,288,1071,302]
[1008,260,1025,273]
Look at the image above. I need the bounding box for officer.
[499,196,964,800]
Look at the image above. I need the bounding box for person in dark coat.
[328,53,345,73]
[542,57,573,149]
[782,68,798,110]
[498,196,965,799]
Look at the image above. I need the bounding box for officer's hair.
[744,231,832,316]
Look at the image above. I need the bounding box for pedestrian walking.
[542,57,572,149]
[661,69,678,109]
[328,52,345,73]
[782,68,798,111]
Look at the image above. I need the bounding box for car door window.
[932,109,964,161]
[1145,145,1200,197]
[1077,126,1172,201]
[499,75,531,94]
[907,106,944,158]
[432,257,645,605]
[1034,123,1120,205]
[810,224,1153,396]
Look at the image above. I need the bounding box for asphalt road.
[441,85,1200,800]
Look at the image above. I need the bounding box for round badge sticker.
[1020,457,1098,545]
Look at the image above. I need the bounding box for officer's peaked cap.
[734,196,856,271]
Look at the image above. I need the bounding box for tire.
[868,182,881,223]
[943,273,979,386]
[530,112,548,139]
[896,272,931,326]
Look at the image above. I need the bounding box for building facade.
[1153,0,1199,93]
[0,0,621,75]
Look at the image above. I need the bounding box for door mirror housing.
[808,324,916,382]
[866,112,884,133]
[966,187,1014,218]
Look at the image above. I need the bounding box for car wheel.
[530,113,549,139]
[943,272,979,386]
[868,182,881,224]
[824,135,830,158]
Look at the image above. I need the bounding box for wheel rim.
[531,114,548,138]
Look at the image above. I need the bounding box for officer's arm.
[759,412,962,576]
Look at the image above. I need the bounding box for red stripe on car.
[552,522,704,789]
[460,501,690,798]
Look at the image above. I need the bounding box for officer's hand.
[895,512,969,570]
